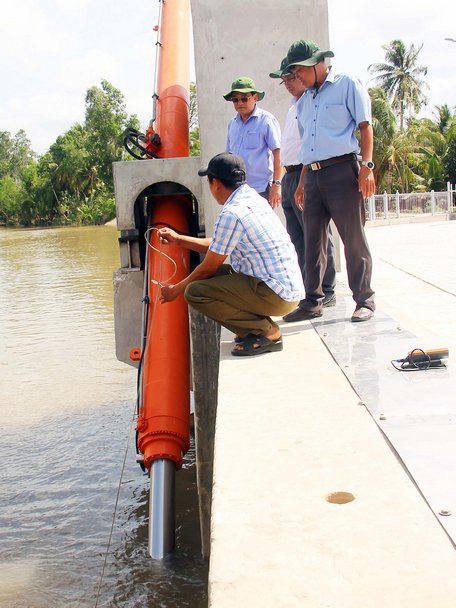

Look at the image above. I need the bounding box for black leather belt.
[306,153,358,172]
[284,163,303,173]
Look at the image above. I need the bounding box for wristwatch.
[361,160,375,170]
[272,179,282,186]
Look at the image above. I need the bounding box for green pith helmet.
[269,57,292,79]
[286,39,334,68]
[223,76,265,101]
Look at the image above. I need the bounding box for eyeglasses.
[231,95,251,103]
[280,75,297,85]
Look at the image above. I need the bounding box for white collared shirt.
[280,96,302,167]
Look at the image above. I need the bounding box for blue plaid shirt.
[209,184,305,302]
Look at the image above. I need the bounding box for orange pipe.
[138,197,192,470]
[155,0,190,158]
[137,0,192,470]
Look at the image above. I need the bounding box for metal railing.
[365,182,455,221]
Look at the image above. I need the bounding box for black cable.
[391,348,445,371]
[123,128,162,160]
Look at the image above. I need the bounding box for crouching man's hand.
[160,283,181,303]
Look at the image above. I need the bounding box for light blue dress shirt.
[226,106,281,192]
[209,184,305,302]
[296,69,372,165]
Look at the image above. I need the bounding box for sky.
[1,0,456,155]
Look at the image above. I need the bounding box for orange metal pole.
[137,0,192,473]
[138,197,192,471]
[155,0,190,158]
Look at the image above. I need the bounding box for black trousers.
[282,169,336,298]
[303,159,375,311]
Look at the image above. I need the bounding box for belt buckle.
[310,162,321,171]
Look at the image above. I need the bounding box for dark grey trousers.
[303,159,375,311]
[282,169,336,297]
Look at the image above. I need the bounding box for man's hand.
[158,227,179,245]
[269,183,282,208]
[160,283,181,303]
[358,166,376,198]
[294,183,304,211]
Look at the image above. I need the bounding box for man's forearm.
[272,148,282,181]
[175,234,212,254]
[359,122,374,160]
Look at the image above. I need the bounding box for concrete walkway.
[209,220,456,608]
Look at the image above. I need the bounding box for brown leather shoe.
[283,307,323,322]
[351,307,374,322]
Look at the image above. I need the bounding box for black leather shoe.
[351,307,374,322]
[323,294,336,307]
[283,307,323,322]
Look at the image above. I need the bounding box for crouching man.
[159,152,305,357]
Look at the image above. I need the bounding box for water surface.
[0,226,207,607]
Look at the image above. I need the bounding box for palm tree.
[369,87,424,192]
[434,104,453,135]
[368,40,429,131]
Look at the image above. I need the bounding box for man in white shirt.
[270,58,336,323]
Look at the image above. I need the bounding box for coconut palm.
[369,87,424,192]
[368,40,429,131]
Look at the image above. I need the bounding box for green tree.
[0,130,41,225]
[48,124,98,201]
[444,136,456,186]
[0,175,23,225]
[434,104,454,136]
[84,79,139,190]
[408,116,448,191]
[369,87,424,192]
[0,130,35,181]
[368,40,429,131]
[189,82,200,157]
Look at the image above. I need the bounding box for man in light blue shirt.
[284,40,376,323]
[159,153,304,357]
[224,77,282,208]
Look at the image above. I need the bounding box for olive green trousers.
[184,264,298,338]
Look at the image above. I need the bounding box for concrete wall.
[191,0,330,232]
[113,157,203,231]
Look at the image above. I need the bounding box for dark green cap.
[269,57,292,79]
[286,39,334,68]
[223,77,265,101]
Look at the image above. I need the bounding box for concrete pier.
[208,221,456,607]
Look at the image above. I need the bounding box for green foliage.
[369,87,426,192]
[0,129,35,180]
[189,83,200,157]
[1,65,454,226]
[369,39,429,131]
[0,175,24,225]
[444,137,456,185]
[0,130,37,225]
[190,127,200,157]
[0,79,141,226]
[74,187,116,225]
[84,79,138,190]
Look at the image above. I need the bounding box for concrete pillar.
[190,0,332,557]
